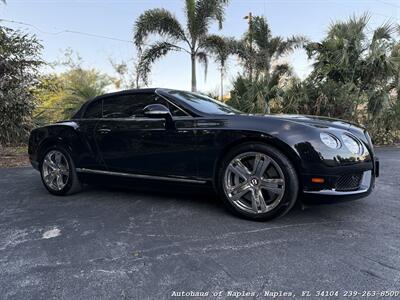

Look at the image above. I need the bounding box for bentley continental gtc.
[28,88,379,220]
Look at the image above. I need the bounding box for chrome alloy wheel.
[42,150,70,191]
[223,152,286,214]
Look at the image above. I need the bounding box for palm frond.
[251,16,272,50]
[275,35,308,57]
[233,39,250,60]
[328,13,369,41]
[134,8,186,49]
[192,0,229,38]
[268,36,284,57]
[268,64,291,89]
[372,22,394,44]
[196,51,208,81]
[201,34,235,66]
[138,41,182,85]
[185,0,196,38]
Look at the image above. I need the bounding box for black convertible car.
[29,88,379,220]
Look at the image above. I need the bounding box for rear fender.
[32,124,93,168]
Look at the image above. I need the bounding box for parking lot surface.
[0,148,399,299]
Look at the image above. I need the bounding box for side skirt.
[75,168,207,184]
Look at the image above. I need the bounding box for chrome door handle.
[98,128,111,134]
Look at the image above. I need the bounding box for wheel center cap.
[250,177,259,186]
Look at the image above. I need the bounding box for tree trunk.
[265,102,270,114]
[135,73,140,88]
[191,53,197,92]
[220,67,224,101]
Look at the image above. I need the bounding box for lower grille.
[335,173,363,191]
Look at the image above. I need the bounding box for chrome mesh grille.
[335,173,363,191]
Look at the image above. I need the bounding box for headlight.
[320,133,341,149]
[341,134,363,155]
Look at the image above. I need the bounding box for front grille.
[335,173,363,191]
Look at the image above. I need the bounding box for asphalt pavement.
[0,148,399,299]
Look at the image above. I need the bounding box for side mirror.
[143,104,171,118]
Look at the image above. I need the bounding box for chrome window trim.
[72,117,192,122]
[82,117,166,122]
[76,168,206,184]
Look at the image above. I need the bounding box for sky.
[1,0,400,93]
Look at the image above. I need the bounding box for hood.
[233,113,368,143]
[258,114,364,131]
[250,114,370,146]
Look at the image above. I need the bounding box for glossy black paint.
[29,88,378,199]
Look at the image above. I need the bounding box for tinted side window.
[160,94,189,117]
[168,103,188,117]
[102,93,177,118]
[83,100,102,118]
[103,94,187,118]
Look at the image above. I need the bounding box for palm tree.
[229,16,306,113]
[202,35,235,100]
[236,16,307,82]
[305,14,399,121]
[133,0,229,92]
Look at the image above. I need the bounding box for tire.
[40,145,82,196]
[217,143,298,221]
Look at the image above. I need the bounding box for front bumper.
[301,158,379,202]
[303,170,373,196]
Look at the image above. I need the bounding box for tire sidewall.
[40,145,76,196]
[217,143,298,221]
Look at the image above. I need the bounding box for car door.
[73,98,107,170]
[94,92,198,179]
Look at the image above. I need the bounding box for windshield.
[168,90,241,115]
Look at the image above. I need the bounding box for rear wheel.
[218,143,298,221]
[40,147,82,195]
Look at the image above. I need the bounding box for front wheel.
[218,143,298,221]
[40,147,82,195]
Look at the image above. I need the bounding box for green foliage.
[234,16,307,80]
[228,66,290,114]
[59,68,111,118]
[33,68,112,125]
[228,14,400,144]
[229,16,305,113]
[278,14,400,144]
[133,0,229,91]
[33,74,65,124]
[0,26,43,146]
